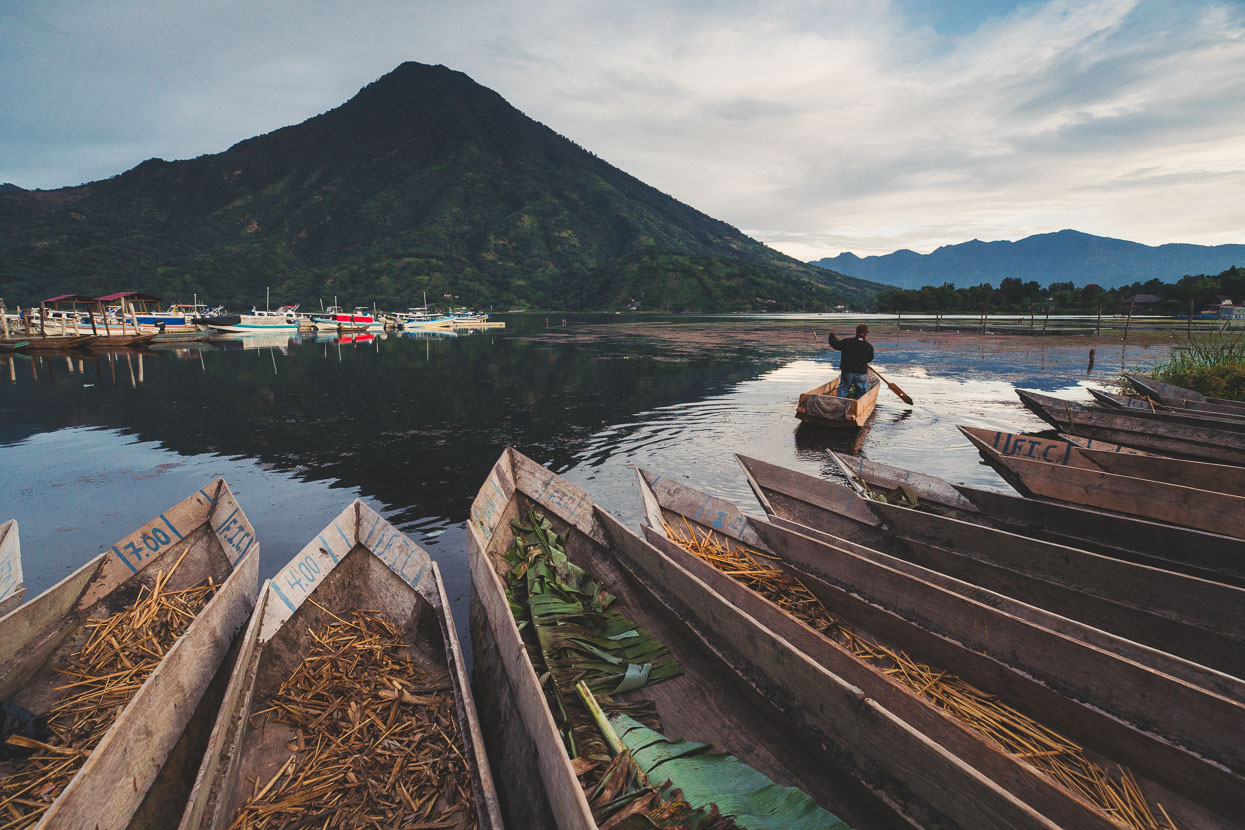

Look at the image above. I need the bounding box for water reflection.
[1,317,1173,664]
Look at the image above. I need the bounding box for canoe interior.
[0,479,259,830]
[469,449,901,829]
[746,452,1245,690]
[227,551,445,822]
[1127,373,1245,414]
[639,468,1244,830]
[797,377,880,427]
[1089,388,1245,430]
[183,501,499,830]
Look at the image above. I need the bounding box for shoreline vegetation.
[875,266,1243,316]
[1144,331,1245,401]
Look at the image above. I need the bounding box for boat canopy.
[95,291,163,303]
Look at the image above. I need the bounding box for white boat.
[397,307,458,330]
[203,305,301,332]
[309,305,384,332]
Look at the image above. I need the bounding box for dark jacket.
[828,333,874,374]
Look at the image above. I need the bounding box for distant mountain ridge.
[0,62,881,311]
[812,230,1245,290]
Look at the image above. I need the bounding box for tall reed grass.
[1148,330,1245,400]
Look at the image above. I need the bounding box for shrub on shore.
[1149,332,1245,401]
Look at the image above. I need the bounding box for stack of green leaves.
[610,715,850,830]
[504,509,681,762]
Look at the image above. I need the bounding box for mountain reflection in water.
[0,315,1171,662]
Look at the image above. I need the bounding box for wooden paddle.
[869,364,914,405]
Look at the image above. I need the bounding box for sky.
[2,0,1243,260]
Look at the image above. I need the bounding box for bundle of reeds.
[229,605,477,830]
[0,554,216,830]
[663,519,1179,830]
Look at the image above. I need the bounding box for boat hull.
[961,426,1245,496]
[1017,388,1245,464]
[796,376,880,427]
[963,427,1245,539]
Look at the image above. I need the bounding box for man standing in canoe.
[828,324,874,398]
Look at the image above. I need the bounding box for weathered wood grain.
[964,427,1245,538]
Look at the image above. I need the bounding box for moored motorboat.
[959,425,1245,496]
[1017,388,1245,464]
[0,520,25,616]
[637,467,1245,830]
[796,374,880,427]
[471,448,1058,829]
[0,480,259,829]
[179,500,501,830]
[204,305,301,332]
[962,425,1245,539]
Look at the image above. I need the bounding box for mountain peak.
[0,62,882,311]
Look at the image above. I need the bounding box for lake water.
[0,315,1172,660]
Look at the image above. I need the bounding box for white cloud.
[1,0,1241,259]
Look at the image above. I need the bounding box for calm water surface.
[0,315,1172,661]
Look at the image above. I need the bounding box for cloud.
[1,0,1241,258]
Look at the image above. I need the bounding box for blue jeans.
[838,371,869,399]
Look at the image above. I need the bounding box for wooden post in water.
[1087,348,1096,374]
[1122,301,1135,341]
[980,309,986,332]
[39,301,47,336]
[1042,302,1051,333]
[1096,302,1102,335]
[22,307,31,337]
[1028,303,1034,332]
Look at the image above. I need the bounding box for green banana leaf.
[611,715,850,830]
[504,509,680,761]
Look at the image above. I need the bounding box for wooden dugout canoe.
[831,450,1245,587]
[1017,387,1245,464]
[738,452,1245,687]
[643,467,1245,830]
[796,375,880,427]
[962,426,1245,540]
[1126,373,1245,416]
[0,479,259,830]
[959,425,1245,497]
[0,520,26,616]
[179,500,502,830]
[470,449,1058,829]
[1058,433,1152,454]
[1,335,96,352]
[1087,387,1245,430]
